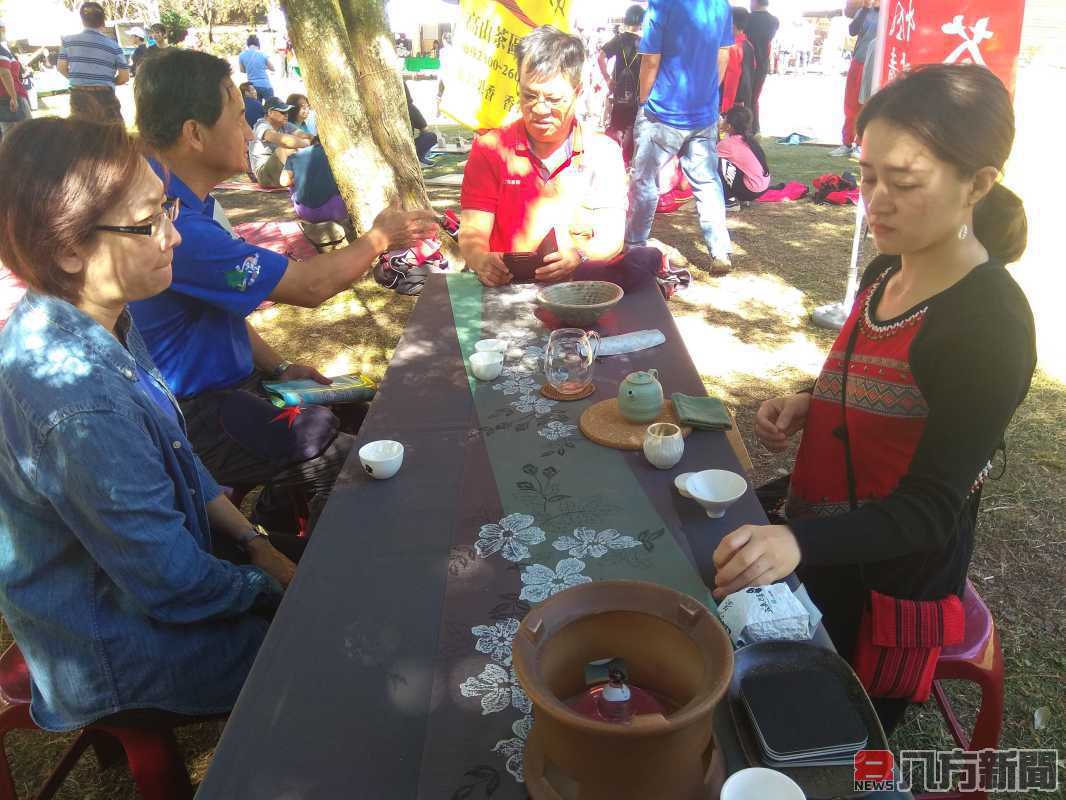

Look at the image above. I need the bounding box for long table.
[197,275,908,799]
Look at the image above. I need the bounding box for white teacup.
[358,440,404,480]
[470,351,504,381]
[474,338,507,354]
[685,469,747,518]
[643,422,684,469]
[721,767,804,800]
[674,471,695,499]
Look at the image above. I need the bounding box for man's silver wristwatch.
[235,524,270,551]
[270,360,293,379]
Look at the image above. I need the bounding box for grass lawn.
[1,134,1062,798]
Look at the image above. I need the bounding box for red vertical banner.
[875,0,1026,94]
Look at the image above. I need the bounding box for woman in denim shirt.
[0,119,300,731]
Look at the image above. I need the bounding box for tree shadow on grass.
[652,199,861,310]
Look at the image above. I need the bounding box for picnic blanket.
[757,181,810,203]
[233,219,318,262]
[656,159,693,214]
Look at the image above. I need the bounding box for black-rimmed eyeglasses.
[95,198,181,237]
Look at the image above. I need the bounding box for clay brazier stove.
[512,580,734,800]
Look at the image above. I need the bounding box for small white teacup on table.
[474,338,507,355]
[721,767,804,800]
[358,440,404,479]
[470,351,504,381]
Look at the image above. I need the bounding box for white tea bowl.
[474,338,507,354]
[470,351,505,381]
[721,767,805,800]
[685,469,747,518]
[358,440,405,480]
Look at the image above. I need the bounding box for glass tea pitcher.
[543,328,600,396]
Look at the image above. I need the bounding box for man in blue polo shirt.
[625,0,734,274]
[132,48,437,531]
[238,35,274,102]
[58,2,129,124]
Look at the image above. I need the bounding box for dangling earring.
[958,224,969,241]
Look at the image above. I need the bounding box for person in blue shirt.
[238,34,274,102]
[241,81,266,128]
[0,117,301,732]
[624,0,735,274]
[132,48,437,532]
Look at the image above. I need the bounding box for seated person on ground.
[285,92,317,136]
[460,26,664,291]
[249,97,313,188]
[717,106,770,205]
[403,83,437,165]
[131,48,437,532]
[710,65,1035,734]
[241,81,266,128]
[0,118,300,733]
[281,141,348,225]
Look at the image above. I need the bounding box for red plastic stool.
[0,643,198,800]
[917,580,1004,800]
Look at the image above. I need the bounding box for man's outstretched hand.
[473,252,513,287]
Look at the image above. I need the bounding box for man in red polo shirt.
[459,25,665,292]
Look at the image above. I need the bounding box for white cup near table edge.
[682,469,747,518]
[474,338,507,354]
[674,471,695,499]
[358,440,404,480]
[643,422,684,469]
[470,351,504,381]
[720,767,805,800]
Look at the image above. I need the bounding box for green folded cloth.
[672,393,733,431]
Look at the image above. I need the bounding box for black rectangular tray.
[727,640,889,800]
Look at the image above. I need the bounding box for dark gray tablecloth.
[196,275,910,799]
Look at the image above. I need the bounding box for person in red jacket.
[0,21,31,138]
[720,7,756,114]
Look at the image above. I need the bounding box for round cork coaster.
[579,399,691,450]
[540,382,596,401]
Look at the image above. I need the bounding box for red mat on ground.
[233,219,318,262]
[756,181,810,203]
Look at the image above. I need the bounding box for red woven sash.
[852,591,965,702]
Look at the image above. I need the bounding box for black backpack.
[613,34,641,109]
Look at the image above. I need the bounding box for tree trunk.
[282,0,433,239]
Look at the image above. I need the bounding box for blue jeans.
[625,108,731,261]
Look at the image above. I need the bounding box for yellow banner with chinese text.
[440,0,571,130]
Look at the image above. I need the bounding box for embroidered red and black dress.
[786,256,1036,662]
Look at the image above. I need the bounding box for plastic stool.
[0,643,198,800]
[916,580,1004,800]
